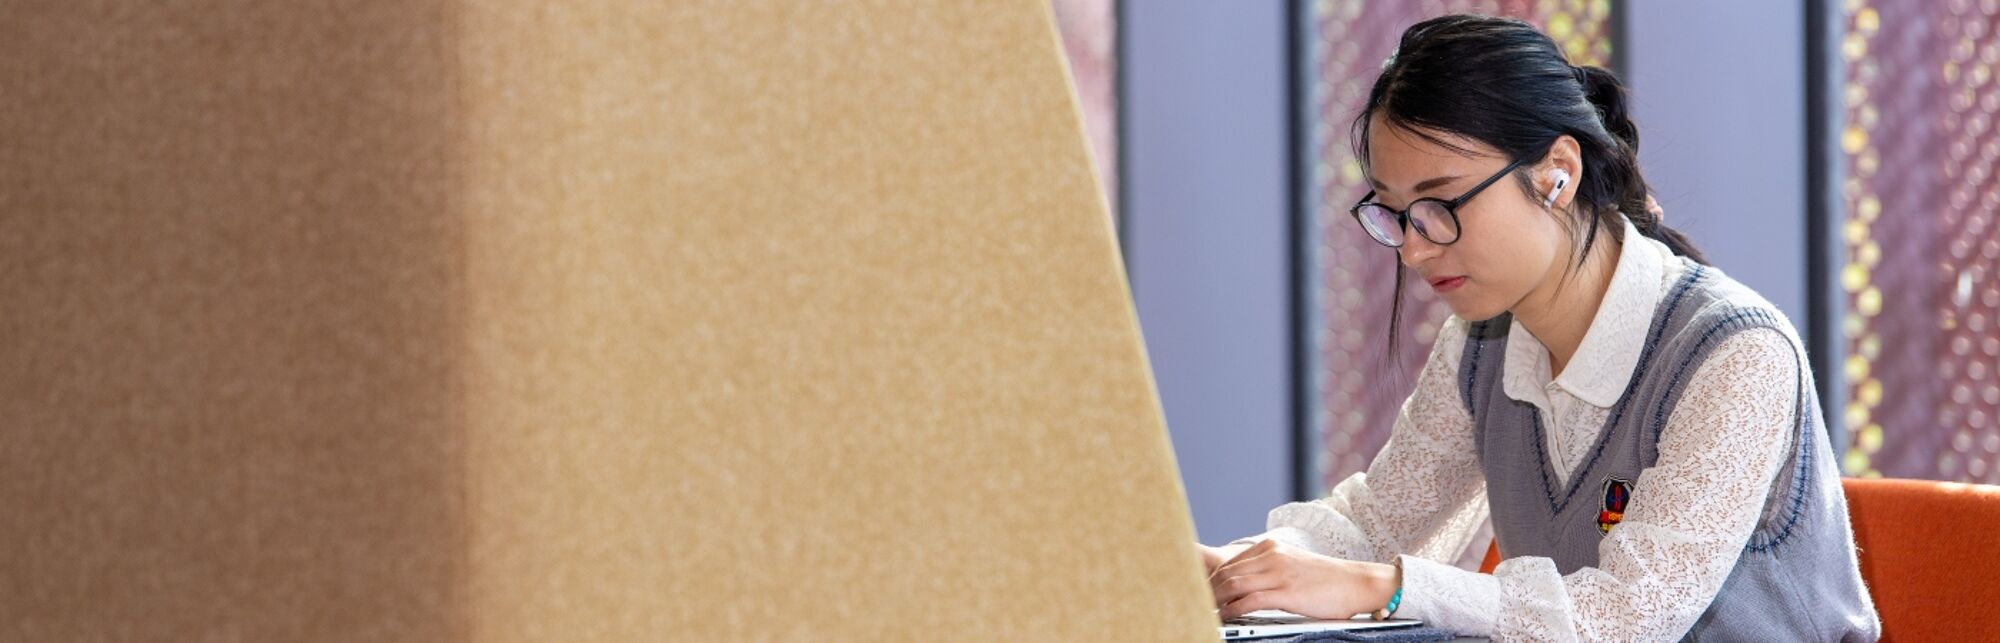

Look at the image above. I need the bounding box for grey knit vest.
[1460,260,1877,642]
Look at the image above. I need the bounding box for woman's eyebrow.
[1368,174,1465,196]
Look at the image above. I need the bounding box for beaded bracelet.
[1371,586,1404,621]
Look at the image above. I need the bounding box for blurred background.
[1051,0,2000,542]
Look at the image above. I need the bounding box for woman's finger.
[1222,538,1276,565]
[1210,551,1272,585]
[1198,544,1224,572]
[1210,570,1283,608]
[1210,539,1278,580]
[1218,590,1281,621]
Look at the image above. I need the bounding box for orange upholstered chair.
[1474,478,2000,640]
[1842,477,2000,641]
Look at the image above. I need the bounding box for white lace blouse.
[1235,219,1806,641]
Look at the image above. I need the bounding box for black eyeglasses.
[1349,158,1525,248]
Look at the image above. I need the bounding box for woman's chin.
[1441,296,1509,322]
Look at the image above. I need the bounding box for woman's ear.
[1539,135,1584,210]
[1543,168,1571,207]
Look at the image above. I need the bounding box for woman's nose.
[1398,231,1443,267]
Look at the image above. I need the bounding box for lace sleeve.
[1233,316,1489,566]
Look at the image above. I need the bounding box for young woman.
[1200,15,1880,641]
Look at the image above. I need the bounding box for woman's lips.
[1428,276,1468,293]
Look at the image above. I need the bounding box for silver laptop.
[1220,609,1422,640]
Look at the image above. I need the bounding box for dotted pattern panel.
[1052,0,1119,217]
[1839,0,2000,483]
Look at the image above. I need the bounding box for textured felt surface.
[2,1,1214,640]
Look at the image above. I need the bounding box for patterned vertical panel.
[1838,0,2000,483]
[1052,0,1119,218]
[1308,1,1615,494]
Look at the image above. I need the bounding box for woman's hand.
[1207,538,1400,621]
[1198,542,1250,576]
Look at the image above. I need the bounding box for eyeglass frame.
[1348,157,1527,248]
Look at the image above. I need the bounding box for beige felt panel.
[2,0,1212,640]
[454,1,1211,639]
[0,1,469,640]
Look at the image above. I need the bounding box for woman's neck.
[1511,226,1622,379]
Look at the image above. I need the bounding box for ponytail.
[1572,64,1709,265]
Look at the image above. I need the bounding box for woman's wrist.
[1369,559,1404,619]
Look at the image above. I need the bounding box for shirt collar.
[1502,216,1667,409]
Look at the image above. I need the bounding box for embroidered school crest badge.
[1598,477,1633,535]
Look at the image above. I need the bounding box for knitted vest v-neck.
[1460,260,1876,641]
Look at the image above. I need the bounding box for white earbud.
[1543,169,1571,207]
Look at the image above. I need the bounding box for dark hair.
[1354,15,1707,349]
